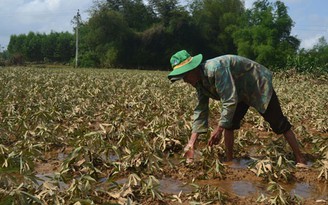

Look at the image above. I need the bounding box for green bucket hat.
[168,50,203,82]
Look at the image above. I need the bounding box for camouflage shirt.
[192,55,273,133]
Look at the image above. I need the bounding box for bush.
[287,53,327,73]
[9,53,25,66]
[79,51,100,68]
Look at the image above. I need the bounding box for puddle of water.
[248,145,264,157]
[100,153,119,162]
[109,154,119,161]
[228,158,253,169]
[197,179,263,197]
[231,181,259,197]
[101,177,193,194]
[285,182,328,200]
[35,173,68,190]
[35,172,328,200]
[57,152,67,161]
[158,177,193,194]
[197,179,328,199]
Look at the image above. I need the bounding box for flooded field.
[33,148,328,204]
[0,67,327,204]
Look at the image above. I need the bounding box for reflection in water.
[231,181,258,197]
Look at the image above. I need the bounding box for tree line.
[2,0,327,72]
[7,32,74,64]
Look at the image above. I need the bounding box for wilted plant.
[310,136,328,181]
[249,155,294,182]
[188,183,227,204]
[0,183,42,205]
[120,139,163,174]
[257,180,303,205]
[0,143,39,190]
[317,149,328,181]
[208,159,226,179]
[36,176,66,205]
[65,175,97,202]
[317,161,328,181]
[197,147,226,180]
[140,175,163,200]
[60,146,103,182]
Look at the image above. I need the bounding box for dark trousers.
[227,90,291,134]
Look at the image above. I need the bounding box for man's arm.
[208,126,224,146]
[192,88,209,133]
[214,66,238,129]
[206,65,238,147]
[184,89,209,162]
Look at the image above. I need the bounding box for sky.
[0,0,327,51]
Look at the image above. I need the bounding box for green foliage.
[287,37,328,73]
[190,0,244,56]
[233,0,300,68]
[4,0,327,72]
[7,31,74,64]
[78,51,100,68]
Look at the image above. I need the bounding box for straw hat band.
[173,57,193,70]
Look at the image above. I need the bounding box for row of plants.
[0,67,327,204]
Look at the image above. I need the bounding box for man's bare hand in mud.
[183,133,198,163]
[208,126,224,146]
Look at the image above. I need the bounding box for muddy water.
[194,159,328,200]
[197,178,328,199]
[101,177,194,194]
[158,177,193,194]
[34,172,328,200]
[35,150,327,200]
[160,157,326,200]
[197,179,262,197]
[285,182,328,199]
[35,173,68,190]
[225,158,253,169]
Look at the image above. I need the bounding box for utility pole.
[75,9,81,68]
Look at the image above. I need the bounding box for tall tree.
[189,0,245,58]
[105,0,157,31]
[148,0,179,26]
[85,4,135,67]
[233,0,299,67]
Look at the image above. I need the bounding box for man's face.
[183,69,199,87]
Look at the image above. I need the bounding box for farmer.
[168,50,306,166]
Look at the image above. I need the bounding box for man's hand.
[183,145,194,163]
[183,133,199,163]
[208,126,224,146]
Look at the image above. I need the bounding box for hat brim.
[168,54,203,82]
[169,74,185,82]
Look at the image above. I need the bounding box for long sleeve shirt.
[192,55,273,133]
